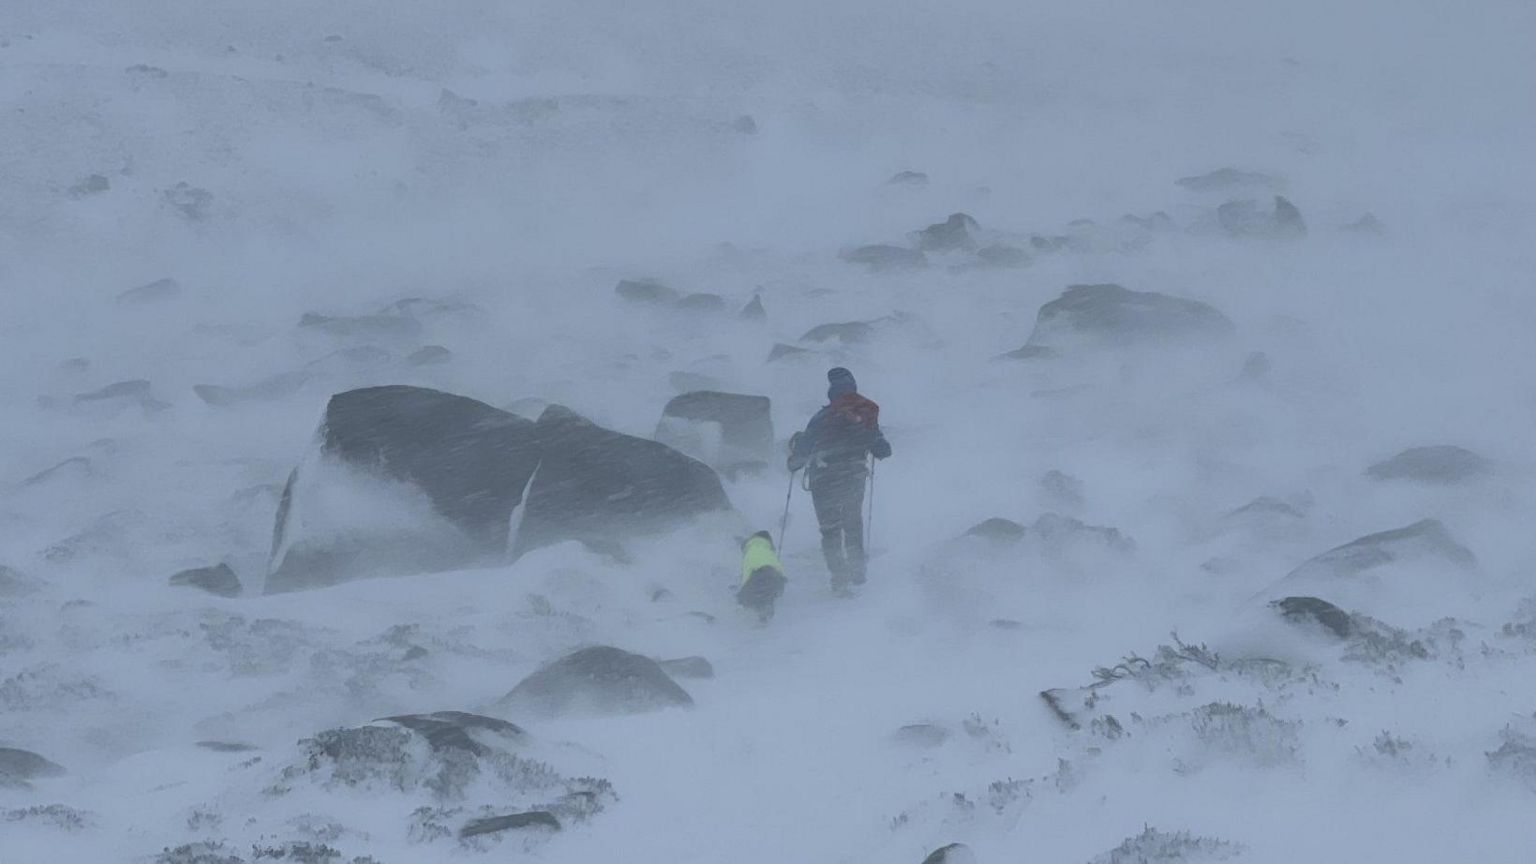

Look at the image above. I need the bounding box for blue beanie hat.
[827,367,857,399]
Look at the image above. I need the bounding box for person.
[737,530,788,622]
[787,368,892,593]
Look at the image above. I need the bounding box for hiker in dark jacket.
[787,368,891,592]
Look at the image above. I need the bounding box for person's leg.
[810,479,848,587]
[839,471,868,584]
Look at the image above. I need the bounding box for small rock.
[676,293,728,312]
[75,379,153,403]
[914,213,979,252]
[196,741,258,753]
[1344,213,1384,235]
[0,748,65,786]
[22,457,92,487]
[839,244,928,273]
[126,63,169,79]
[1238,351,1271,382]
[460,811,560,839]
[739,294,767,321]
[1019,283,1233,351]
[801,321,874,344]
[57,358,91,374]
[1272,596,1352,639]
[1226,496,1305,520]
[922,842,977,864]
[499,646,693,718]
[168,563,241,598]
[658,656,715,679]
[893,724,951,748]
[1366,445,1492,485]
[964,518,1026,543]
[974,244,1030,268]
[1030,513,1134,554]
[1217,195,1306,239]
[732,115,758,135]
[615,279,678,304]
[117,277,181,305]
[69,174,111,197]
[1039,470,1084,507]
[998,344,1056,360]
[407,345,453,366]
[193,371,310,407]
[1176,167,1281,193]
[1286,518,1476,582]
[1029,234,1079,252]
[886,170,929,188]
[162,182,213,220]
[767,343,810,362]
[1121,211,1177,232]
[380,711,525,753]
[298,312,421,340]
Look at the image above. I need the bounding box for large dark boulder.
[513,406,730,557]
[1366,445,1492,484]
[1019,284,1233,351]
[499,646,693,718]
[319,386,541,547]
[267,387,541,592]
[268,388,730,591]
[654,391,774,474]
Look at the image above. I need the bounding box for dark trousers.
[809,462,867,586]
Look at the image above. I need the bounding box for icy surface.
[3,0,1536,861]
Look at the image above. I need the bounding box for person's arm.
[787,412,823,471]
[870,425,892,460]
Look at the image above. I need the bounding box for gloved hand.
[871,437,892,460]
[787,433,806,472]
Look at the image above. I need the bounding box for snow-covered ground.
[3,1,1536,861]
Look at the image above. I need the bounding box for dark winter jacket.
[788,393,892,473]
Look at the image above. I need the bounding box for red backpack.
[829,393,880,429]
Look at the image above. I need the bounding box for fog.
[2,1,1535,862]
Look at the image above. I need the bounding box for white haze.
[2,0,1536,862]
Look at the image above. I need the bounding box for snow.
[3,0,1536,861]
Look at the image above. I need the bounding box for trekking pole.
[865,457,876,551]
[777,469,797,548]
